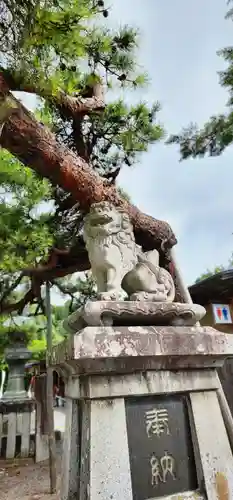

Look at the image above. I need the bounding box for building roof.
[25,360,40,369]
[188,269,233,305]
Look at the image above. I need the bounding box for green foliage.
[195,253,233,283]
[0,272,97,364]
[0,149,54,323]
[87,101,163,175]
[0,314,47,367]
[1,0,162,172]
[0,0,164,255]
[0,0,164,344]
[0,150,53,272]
[2,1,147,92]
[195,266,225,283]
[0,317,12,368]
[168,114,233,159]
[168,2,233,159]
[28,328,64,360]
[28,338,47,360]
[54,272,97,313]
[26,273,97,360]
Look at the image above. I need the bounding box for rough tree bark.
[0,74,177,251]
[0,73,178,311]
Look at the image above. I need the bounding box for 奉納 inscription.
[145,407,170,438]
[125,395,197,500]
[151,452,176,485]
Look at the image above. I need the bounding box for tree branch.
[23,244,90,278]
[0,85,177,250]
[0,286,35,314]
[53,279,78,295]
[3,69,105,119]
[72,117,89,160]
[0,272,24,305]
[0,74,177,315]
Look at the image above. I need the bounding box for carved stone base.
[97,290,125,301]
[51,325,233,500]
[63,300,206,333]
[51,324,233,374]
[129,291,169,302]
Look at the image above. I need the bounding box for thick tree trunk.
[0,77,177,255]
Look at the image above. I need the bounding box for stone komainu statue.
[83,201,138,300]
[122,249,175,302]
[83,201,175,302]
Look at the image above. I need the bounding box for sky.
[19,0,233,302]
[111,0,233,285]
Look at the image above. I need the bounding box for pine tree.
[0,0,177,314]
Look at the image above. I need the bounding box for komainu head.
[83,201,135,242]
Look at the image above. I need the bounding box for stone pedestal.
[51,323,233,500]
[0,399,34,459]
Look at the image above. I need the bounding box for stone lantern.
[2,330,31,401]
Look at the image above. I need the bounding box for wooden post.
[216,372,233,452]
[170,248,193,304]
[45,281,57,494]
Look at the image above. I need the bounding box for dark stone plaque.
[125,394,197,500]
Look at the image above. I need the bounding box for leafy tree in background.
[27,272,97,359]
[0,148,52,360]
[0,272,97,364]
[168,2,233,159]
[195,266,225,283]
[195,252,233,283]
[0,0,177,317]
[0,150,53,310]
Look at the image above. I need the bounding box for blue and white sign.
[212,304,232,324]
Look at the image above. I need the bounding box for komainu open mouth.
[91,214,112,226]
